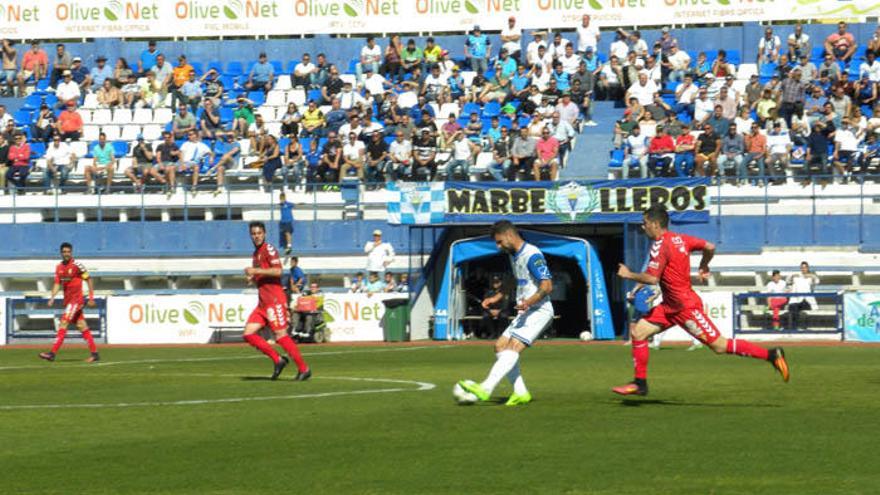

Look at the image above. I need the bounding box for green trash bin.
[382,298,410,342]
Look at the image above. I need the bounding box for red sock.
[81,329,97,353]
[726,338,770,360]
[50,327,68,354]
[244,334,281,363]
[277,335,308,372]
[632,339,650,379]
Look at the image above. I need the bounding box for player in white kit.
[458,221,554,406]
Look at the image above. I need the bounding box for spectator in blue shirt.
[498,48,517,79]
[138,40,159,76]
[180,72,203,112]
[552,62,571,92]
[279,191,295,253]
[304,138,322,191]
[466,25,491,75]
[283,256,307,294]
[246,52,274,92]
[85,132,115,194]
[70,57,92,92]
[90,56,114,88]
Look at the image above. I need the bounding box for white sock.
[506,361,528,395]
[481,350,520,394]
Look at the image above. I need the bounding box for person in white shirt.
[576,14,600,54]
[361,67,391,103]
[618,28,648,57]
[55,70,81,107]
[558,44,580,75]
[388,131,412,180]
[786,261,820,330]
[446,131,479,179]
[341,131,366,180]
[758,27,781,68]
[534,45,553,75]
[787,22,811,61]
[42,134,76,191]
[693,87,714,122]
[626,72,657,108]
[609,31,630,62]
[664,44,691,83]
[858,51,880,83]
[364,229,395,273]
[421,65,448,102]
[766,121,791,183]
[766,269,788,330]
[338,115,364,146]
[674,75,698,114]
[526,32,547,67]
[500,16,522,59]
[178,129,215,194]
[623,125,649,179]
[356,36,382,82]
[833,118,863,180]
[338,82,366,110]
[292,53,317,88]
[734,107,754,136]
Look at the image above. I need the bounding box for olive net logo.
[293,0,367,17]
[223,0,242,19]
[128,299,246,327]
[104,0,123,20]
[323,298,341,322]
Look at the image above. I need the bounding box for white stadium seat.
[266,122,282,136]
[460,71,477,87]
[81,93,99,109]
[339,74,357,87]
[397,91,418,109]
[275,75,292,91]
[101,125,121,141]
[82,125,100,142]
[265,90,287,106]
[440,103,460,119]
[69,140,88,158]
[91,109,112,125]
[153,107,172,124]
[120,124,141,141]
[289,89,306,106]
[112,108,133,125]
[142,124,162,141]
[737,63,757,80]
[133,108,153,125]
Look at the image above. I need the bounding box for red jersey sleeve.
[645,238,668,278]
[681,234,707,253]
[75,262,90,280]
[263,244,282,268]
[54,265,61,284]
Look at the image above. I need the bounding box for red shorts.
[61,302,85,325]
[643,304,721,344]
[247,302,289,332]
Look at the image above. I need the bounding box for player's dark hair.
[801,261,810,268]
[490,220,517,237]
[772,269,780,276]
[644,205,669,228]
[248,221,266,232]
[60,242,72,251]
[291,256,298,262]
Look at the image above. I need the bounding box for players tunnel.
[431,231,614,341]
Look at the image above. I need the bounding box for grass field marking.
[0,376,436,411]
[0,345,453,372]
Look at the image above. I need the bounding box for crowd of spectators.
[611,21,880,184]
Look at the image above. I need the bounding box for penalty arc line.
[0,376,436,411]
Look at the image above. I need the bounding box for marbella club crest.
[547,181,600,222]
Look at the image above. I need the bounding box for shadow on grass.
[240,376,274,381]
[617,398,781,408]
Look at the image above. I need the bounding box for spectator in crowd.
[489,126,512,181]
[341,131,366,180]
[714,86,737,121]
[1,39,17,97]
[869,25,880,56]
[705,105,730,136]
[613,108,637,148]
[156,131,181,195]
[138,70,162,108]
[766,269,788,331]
[664,44,691,83]
[276,192,295,253]
[318,131,342,184]
[766,121,791,184]
[364,271,386,295]
[90,55,113,89]
[778,68,807,126]
[817,52,842,84]
[412,128,437,180]
[365,131,389,184]
[526,31,548,67]
[388,130,412,181]
[178,71,202,112]
[31,103,56,142]
[198,98,224,140]
[69,57,92,92]
[356,37,382,82]
[756,88,778,125]
[382,272,397,293]
[282,135,304,188]
[623,125,648,179]
[501,16,523,59]
[171,103,197,140]
[55,101,83,141]
[805,121,831,185]
[245,52,274,92]
[200,69,224,107]
[231,96,255,138]
[647,125,675,177]
[694,123,720,177]
[301,138,322,189]
[259,134,283,186]
[381,35,403,81]
[833,118,863,182]
[626,72,657,110]
[137,40,159,76]
[364,229,395,274]
[480,274,511,340]
[97,79,122,108]
[286,256,307,294]
[321,65,344,104]
[550,111,576,165]
[126,134,167,192]
[400,38,422,75]
[85,132,115,195]
[466,25,491,74]
[596,55,623,101]
[757,27,781,68]
[510,126,537,180]
[313,53,330,88]
[49,43,73,88]
[717,124,745,179]
[55,70,81,108]
[743,122,768,184]
[178,130,215,195]
[787,22,811,61]
[787,261,820,330]
[825,21,856,62]
[618,28,647,58]
[17,41,48,97]
[301,100,326,137]
[292,53,317,88]
[211,133,238,190]
[673,124,696,177]
[5,133,29,194]
[151,54,173,99]
[673,74,698,116]
[41,134,76,192]
[576,14,600,55]
[447,131,479,180]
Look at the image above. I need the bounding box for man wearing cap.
[50,44,73,88]
[32,103,56,142]
[138,40,159,77]
[526,32,548,68]
[501,16,523,60]
[659,27,678,56]
[480,274,511,339]
[42,134,76,192]
[757,27,781,69]
[576,15,600,55]
[55,70,80,108]
[90,56,114,88]
[466,25,491,75]
[364,230,395,274]
[246,52,274,92]
[126,134,166,193]
[796,54,817,84]
[412,127,437,180]
[664,44,691,83]
[55,101,83,141]
[69,57,92,92]
[17,41,47,96]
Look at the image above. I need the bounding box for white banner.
[663,291,734,342]
[107,293,257,344]
[0,297,6,346]
[0,0,874,39]
[320,292,401,342]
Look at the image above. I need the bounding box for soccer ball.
[453,381,478,405]
[579,331,593,341]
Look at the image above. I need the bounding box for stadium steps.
[560,101,619,180]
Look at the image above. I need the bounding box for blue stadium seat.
[278,137,290,151]
[29,142,46,158]
[14,109,33,125]
[190,61,203,75]
[517,115,531,128]
[247,91,266,106]
[726,50,741,66]
[225,61,244,77]
[285,60,299,74]
[307,89,322,103]
[462,102,481,117]
[207,61,223,74]
[759,63,777,78]
[347,58,358,74]
[44,94,58,108]
[219,107,234,124]
[112,141,130,157]
[270,60,283,74]
[22,94,41,111]
[608,148,624,169]
[482,101,501,118]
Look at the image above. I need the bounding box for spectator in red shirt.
[17,41,48,97]
[55,101,84,141]
[648,126,675,176]
[673,127,696,176]
[6,133,30,193]
[533,127,559,180]
[825,21,856,62]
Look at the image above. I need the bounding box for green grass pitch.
[0,342,877,494]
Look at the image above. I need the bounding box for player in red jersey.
[39,243,100,363]
[612,205,790,396]
[244,221,311,381]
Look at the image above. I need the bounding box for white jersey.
[510,242,553,313]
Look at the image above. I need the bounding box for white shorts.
[502,305,554,346]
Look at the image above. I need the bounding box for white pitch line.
[0,345,452,372]
[0,376,436,411]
